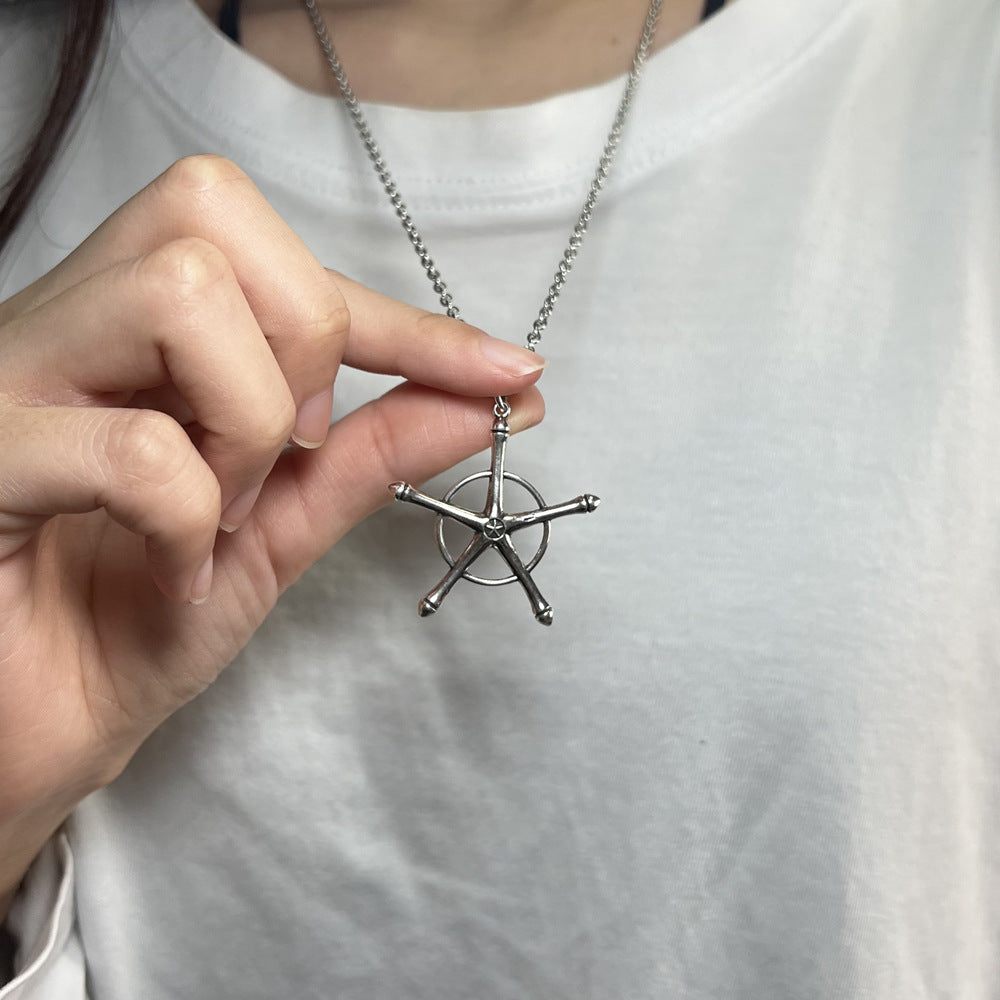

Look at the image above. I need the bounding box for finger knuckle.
[178,485,222,538]
[364,396,402,478]
[160,154,249,199]
[248,390,297,451]
[299,278,351,355]
[101,410,222,528]
[103,409,190,492]
[413,308,450,341]
[409,310,459,369]
[139,237,231,305]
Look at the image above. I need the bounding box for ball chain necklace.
[303,0,662,625]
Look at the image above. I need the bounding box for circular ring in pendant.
[437,471,550,587]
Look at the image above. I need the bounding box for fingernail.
[292,387,334,449]
[189,552,214,605]
[220,481,264,533]
[479,336,547,376]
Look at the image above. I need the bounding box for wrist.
[0,810,70,926]
[0,766,110,925]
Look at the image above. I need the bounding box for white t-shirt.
[2,0,1000,996]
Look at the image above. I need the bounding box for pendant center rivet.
[484,518,506,540]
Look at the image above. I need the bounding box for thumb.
[249,381,544,590]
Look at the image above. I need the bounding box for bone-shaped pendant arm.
[390,483,487,533]
[506,494,600,532]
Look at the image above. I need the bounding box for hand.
[0,156,544,909]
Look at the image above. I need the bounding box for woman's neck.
[192,0,727,110]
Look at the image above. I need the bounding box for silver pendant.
[390,413,599,626]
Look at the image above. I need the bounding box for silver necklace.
[303,0,662,625]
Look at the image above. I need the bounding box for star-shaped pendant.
[390,410,599,625]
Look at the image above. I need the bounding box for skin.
[0,158,544,923]
[0,0,735,928]
[193,0,725,109]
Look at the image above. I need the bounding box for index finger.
[2,157,347,423]
[2,154,544,406]
[5,157,326,334]
[333,273,547,395]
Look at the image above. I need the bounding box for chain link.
[303,0,662,407]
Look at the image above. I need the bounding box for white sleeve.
[0,834,89,1000]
